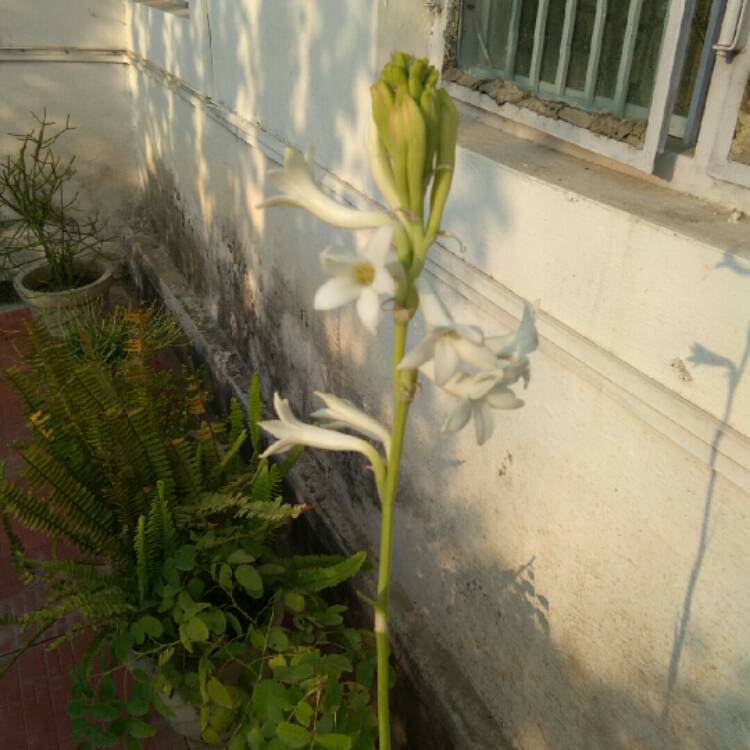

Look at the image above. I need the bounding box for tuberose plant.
[258,52,539,747]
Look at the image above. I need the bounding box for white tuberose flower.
[259,147,391,229]
[310,391,391,457]
[486,302,539,363]
[423,364,524,446]
[313,226,396,334]
[398,279,496,385]
[259,393,378,458]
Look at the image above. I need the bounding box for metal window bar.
[529,0,551,93]
[555,0,579,95]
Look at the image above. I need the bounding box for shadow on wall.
[129,2,750,748]
[660,251,750,739]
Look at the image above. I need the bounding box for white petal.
[434,337,460,386]
[453,338,498,371]
[314,276,362,310]
[415,278,452,329]
[356,287,381,334]
[263,147,391,229]
[472,403,495,446]
[372,266,396,296]
[273,392,296,424]
[364,225,394,268]
[260,438,296,458]
[320,247,360,275]
[442,399,472,433]
[398,335,438,371]
[486,387,525,410]
[486,303,539,360]
[312,392,391,455]
[451,324,484,345]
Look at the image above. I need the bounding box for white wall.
[3,1,749,747]
[0,0,135,225]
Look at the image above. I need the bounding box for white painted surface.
[1,1,749,747]
[0,1,135,225]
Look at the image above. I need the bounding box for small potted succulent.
[0,111,113,335]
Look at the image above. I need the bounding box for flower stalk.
[259,51,538,749]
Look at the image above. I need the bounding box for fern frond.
[134,515,148,604]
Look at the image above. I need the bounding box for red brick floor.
[0,308,187,749]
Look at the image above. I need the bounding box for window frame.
[703,29,750,187]
[445,0,706,173]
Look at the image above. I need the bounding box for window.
[445,0,734,173]
[133,0,189,16]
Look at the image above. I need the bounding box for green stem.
[376,318,415,750]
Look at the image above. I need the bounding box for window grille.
[457,0,722,146]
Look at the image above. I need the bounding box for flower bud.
[408,58,428,101]
[419,86,440,186]
[371,80,394,150]
[383,62,408,91]
[427,89,458,237]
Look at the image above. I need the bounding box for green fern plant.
[0,311,376,749]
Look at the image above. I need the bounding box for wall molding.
[7,44,749,493]
[0,47,128,64]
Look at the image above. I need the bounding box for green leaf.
[124,737,141,750]
[228,734,246,750]
[219,562,233,590]
[199,608,227,635]
[128,719,157,739]
[91,702,120,722]
[66,699,87,719]
[294,699,314,726]
[226,611,242,637]
[202,726,222,746]
[187,576,206,600]
[316,735,353,750]
[126,697,150,717]
[268,626,289,652]
[98,676,117,704]
[276,722,312,748]
[253,680,290,722]
[139,615,164,639]
[228,549,256,564]
[207,677,234,709]
[183,616,210,642]
[235,564,263,598]
[174,544,196,571]
[90,727,119,748]
[291,552,366,592]
[284,592,306,613]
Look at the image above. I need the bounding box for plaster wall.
[126,4,750,749]
[1,0,748,748]
[0,0,135,225]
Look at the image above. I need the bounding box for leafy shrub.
[0,309,376,749]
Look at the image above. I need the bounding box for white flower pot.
[13,256,113,337]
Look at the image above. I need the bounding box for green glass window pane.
[594,4,630,100]
[540,0,567,84]
[515,0,540,78]
[626,0,669,108]
[566,0,596,92]
[673,0,714,117]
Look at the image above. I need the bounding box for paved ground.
[0,307,187,749]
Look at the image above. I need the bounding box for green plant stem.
[376,317,414,750]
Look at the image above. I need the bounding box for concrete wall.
[0,0,136,225]
[3,1,750,747]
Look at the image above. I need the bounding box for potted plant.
[0,111,113,335]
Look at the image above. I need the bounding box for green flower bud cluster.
[370,52,458,241]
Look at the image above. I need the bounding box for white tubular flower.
[313,225,397,334]
[259,147,391,229]
[310,391,391,457]
[398,279,496,385]
[423,364,524,446]
[486,302,539,363]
